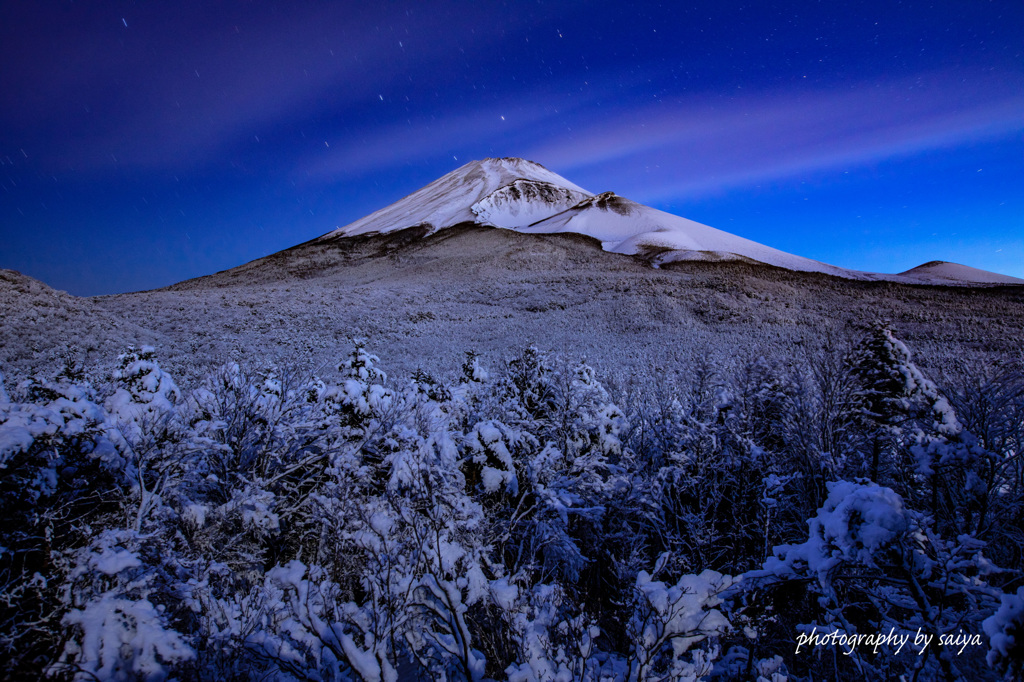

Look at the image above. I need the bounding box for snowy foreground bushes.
[1,330,1022,681]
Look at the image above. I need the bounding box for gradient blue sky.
[2,0,1022,295]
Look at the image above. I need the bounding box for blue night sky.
[2,1,1022,295]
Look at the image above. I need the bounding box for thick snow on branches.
[1,329,1022,681]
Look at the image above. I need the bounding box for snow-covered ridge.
[471,179,590,228]
[322,157,1021,284]
[519,190,849,276]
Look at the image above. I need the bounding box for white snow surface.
[323,158,592,238]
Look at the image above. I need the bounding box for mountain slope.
[90,227,1024,385]
[5,227,1023,389]
[520,191,852,277]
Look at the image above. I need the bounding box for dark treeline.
[1,327,1022,681]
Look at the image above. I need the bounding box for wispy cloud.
[0,1,580,174]
[523,70,1024,202]
[299,66,1024,209]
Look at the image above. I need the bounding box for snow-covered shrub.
[983,587,1024,679]
[501,583,603,682]
[747,479,1003,680]
[244,559,397,682]
[462,419,524,497]
[942,362,1024,572]
[500,346,558,424]
[0,371,125,673]
[322,339,393,434]
[1,337,1018,681]
[58,594,194,681]
[462,350,635,589]
[640,391,773,575]
[106,345,182,446]
[757,480,909,599]
[462,350,490,384]
[626,569,735,682]
[54,530,194,681]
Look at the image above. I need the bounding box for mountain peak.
[476,156,550,172]
[322,158,591,239]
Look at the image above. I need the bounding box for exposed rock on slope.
[471,178,589,228]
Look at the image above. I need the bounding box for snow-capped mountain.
[321,157,856,278]
[322,157,1021,284]
[321,157,1024,282]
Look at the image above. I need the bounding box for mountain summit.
[323,158,591,237]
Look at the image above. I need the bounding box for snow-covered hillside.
[520,191,852,277]
[0,268,162,375]
[899,260,1024,285]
